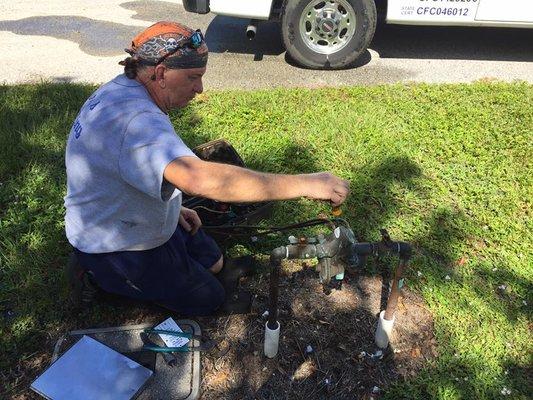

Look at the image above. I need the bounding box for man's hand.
[179,206,202,235]
[306,172,350,207]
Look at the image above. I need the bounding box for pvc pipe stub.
[375,310,396,349]
[264,320,280,358]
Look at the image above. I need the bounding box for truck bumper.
[182,0,210,14]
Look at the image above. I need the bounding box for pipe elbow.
[398,242,413,261]
[270,246,287,264]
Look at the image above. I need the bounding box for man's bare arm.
[163,156,349,205]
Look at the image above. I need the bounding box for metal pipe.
[266,244,318,329]
[267,246,286,329]
[264,246,288,358]
[384,259,408,320]
[246,20,258,40]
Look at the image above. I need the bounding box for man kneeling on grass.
[64,21,349,315]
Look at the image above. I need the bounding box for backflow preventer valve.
[263,225,412,358]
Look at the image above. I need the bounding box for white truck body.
[209,0,273,20]
[387,0,533,28]
[207,0,533,27]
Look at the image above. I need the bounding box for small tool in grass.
[140,332,177,367]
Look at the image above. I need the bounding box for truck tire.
[281,0,377,69]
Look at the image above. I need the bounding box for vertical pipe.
[267,259,281,329]
[384,259,408,320]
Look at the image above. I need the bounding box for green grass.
[0,82,531,399]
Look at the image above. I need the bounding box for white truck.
[182,0,533,69]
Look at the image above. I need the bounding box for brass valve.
[331,206,342,217]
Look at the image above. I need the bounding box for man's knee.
[209,255,224,274]
[211,280,226,310]
[196,277,226,315]
[163,276,225,316]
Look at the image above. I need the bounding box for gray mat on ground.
[52,321,201,400]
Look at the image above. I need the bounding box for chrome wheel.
[299,0,357,55]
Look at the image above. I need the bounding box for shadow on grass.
[384,208,532,399]
[0,84,94,179]
[0,84,96,374]
[0,83,402,398]
[349,155,423,240]
[0,83,530,399]
[0,83,431,398]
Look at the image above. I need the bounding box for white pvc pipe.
[263,320,280,358]
[375,310,396,349]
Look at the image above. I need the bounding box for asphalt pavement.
[1,0,532,88]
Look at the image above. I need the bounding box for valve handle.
[380,228,390,240]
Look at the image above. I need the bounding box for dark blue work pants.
[74,226,225,316]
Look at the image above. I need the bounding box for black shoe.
[217,256,256,292]
[65,252,99,307]
[217,290,253,315]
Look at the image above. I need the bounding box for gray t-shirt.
[64,74,196,253]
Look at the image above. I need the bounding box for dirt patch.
[197,261,437,399]
[4,260,435,400]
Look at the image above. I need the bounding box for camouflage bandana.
[122,21,208,69]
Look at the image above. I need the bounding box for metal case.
[182,139,273,244]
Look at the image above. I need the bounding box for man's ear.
[154,65,166,87]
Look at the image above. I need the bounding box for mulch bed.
[6,259,436,400]
[198,260,437,399]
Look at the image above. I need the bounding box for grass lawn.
[0,81,531,399]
